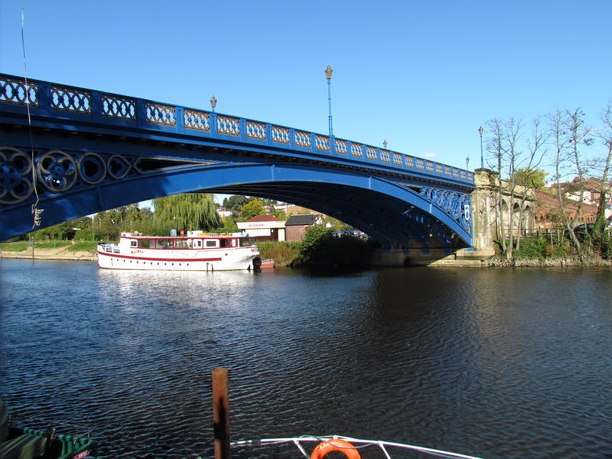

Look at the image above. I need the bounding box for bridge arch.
[1,161,471,250]
[0,73,474,250]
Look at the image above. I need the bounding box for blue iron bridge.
[0,73,474,251]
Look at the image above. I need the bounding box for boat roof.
[120,231,247,238]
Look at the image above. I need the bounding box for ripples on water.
[0,260,610,458]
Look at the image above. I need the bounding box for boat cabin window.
[130,240,138,248]
[205,240,218,248]
[156,239,173,249]
[174,239,190,249]
[139,239,151,249]
[193,239,202,248]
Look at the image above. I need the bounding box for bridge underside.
[1,142,471,252]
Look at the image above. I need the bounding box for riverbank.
[0,246,97,262]
[2,247,610,267]
[489,256,611,267]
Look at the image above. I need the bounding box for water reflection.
[1,260,610,458]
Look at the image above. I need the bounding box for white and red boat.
[97,231,261,271]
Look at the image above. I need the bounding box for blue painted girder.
[0,73,473,246]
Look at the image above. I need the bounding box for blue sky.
[1,0,610,172]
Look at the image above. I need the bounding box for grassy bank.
[489,235,612,267]
[0,240,98,254]
[256,241,301,267]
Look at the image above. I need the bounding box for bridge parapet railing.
[0,73,474,185]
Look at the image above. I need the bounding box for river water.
[0,259,610,458]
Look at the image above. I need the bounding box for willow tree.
[153,193,221,233]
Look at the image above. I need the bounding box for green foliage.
[293,226,373,268]
[91,205,154,239]
[67,241,98,253]
[601,234,612,260]
[513,168,547,189]
[0,242,30,252]
[223,195,249,213]
[503,235,577,261]
[35,241,71,249]
[272,209,286,220]
[238,198,266,221]
[297,225,332,260]
[590,229,612,259]
[214,218,239,233]
[513,237,549,260]
[256,241,301,266]
[153,194,220,233]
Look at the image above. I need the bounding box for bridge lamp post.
[478,125,484,169]
[210,95,217,113]
[466,155,470,170]
[325,65,334,138]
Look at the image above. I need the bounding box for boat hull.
[97,247,260,271]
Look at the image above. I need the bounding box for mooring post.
[212,367,230,459]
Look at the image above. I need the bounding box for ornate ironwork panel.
[351,143,363,158]
[246,121,266,140]
[0,147,33,204]
[271,126,290,144]
[0,75,38,106]
[419,186,472,234]
[0,147,221,206]
[184,109,210,132]
[366,146,377,160]
[380,150,390,163]
[102,95,136,120]
[146,103,176,126]
[217,115,240,136]
[315,135,330,151]
[295,131,310,148]
[51,86,91,113]
[335,139,347,155]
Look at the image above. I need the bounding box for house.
[285,214,324,241]
[534,189,600,230]
[236,215,286,241]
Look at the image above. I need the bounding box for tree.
[502,116,522,261]
[486,118,507,254]
[594,103,612,238]
[513,117,547,254]
[153,193,220,233]
[223,195,249,216]
[549,108,593,255]
[238,198,265,221]
[513,168,547,189]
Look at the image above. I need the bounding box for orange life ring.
[310,439,361,459]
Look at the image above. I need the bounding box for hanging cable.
[20,0,43,229]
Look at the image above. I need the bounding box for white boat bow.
[230,434,482,459]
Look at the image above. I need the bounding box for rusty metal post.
[212,368,230,459]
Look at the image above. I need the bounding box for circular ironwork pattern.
[36,150,77,193]
[0,149,142,203]
[78,153,107,185]
[0,147,34,204]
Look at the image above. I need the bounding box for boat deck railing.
[97,243,120,254]
[230,434,482,459]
